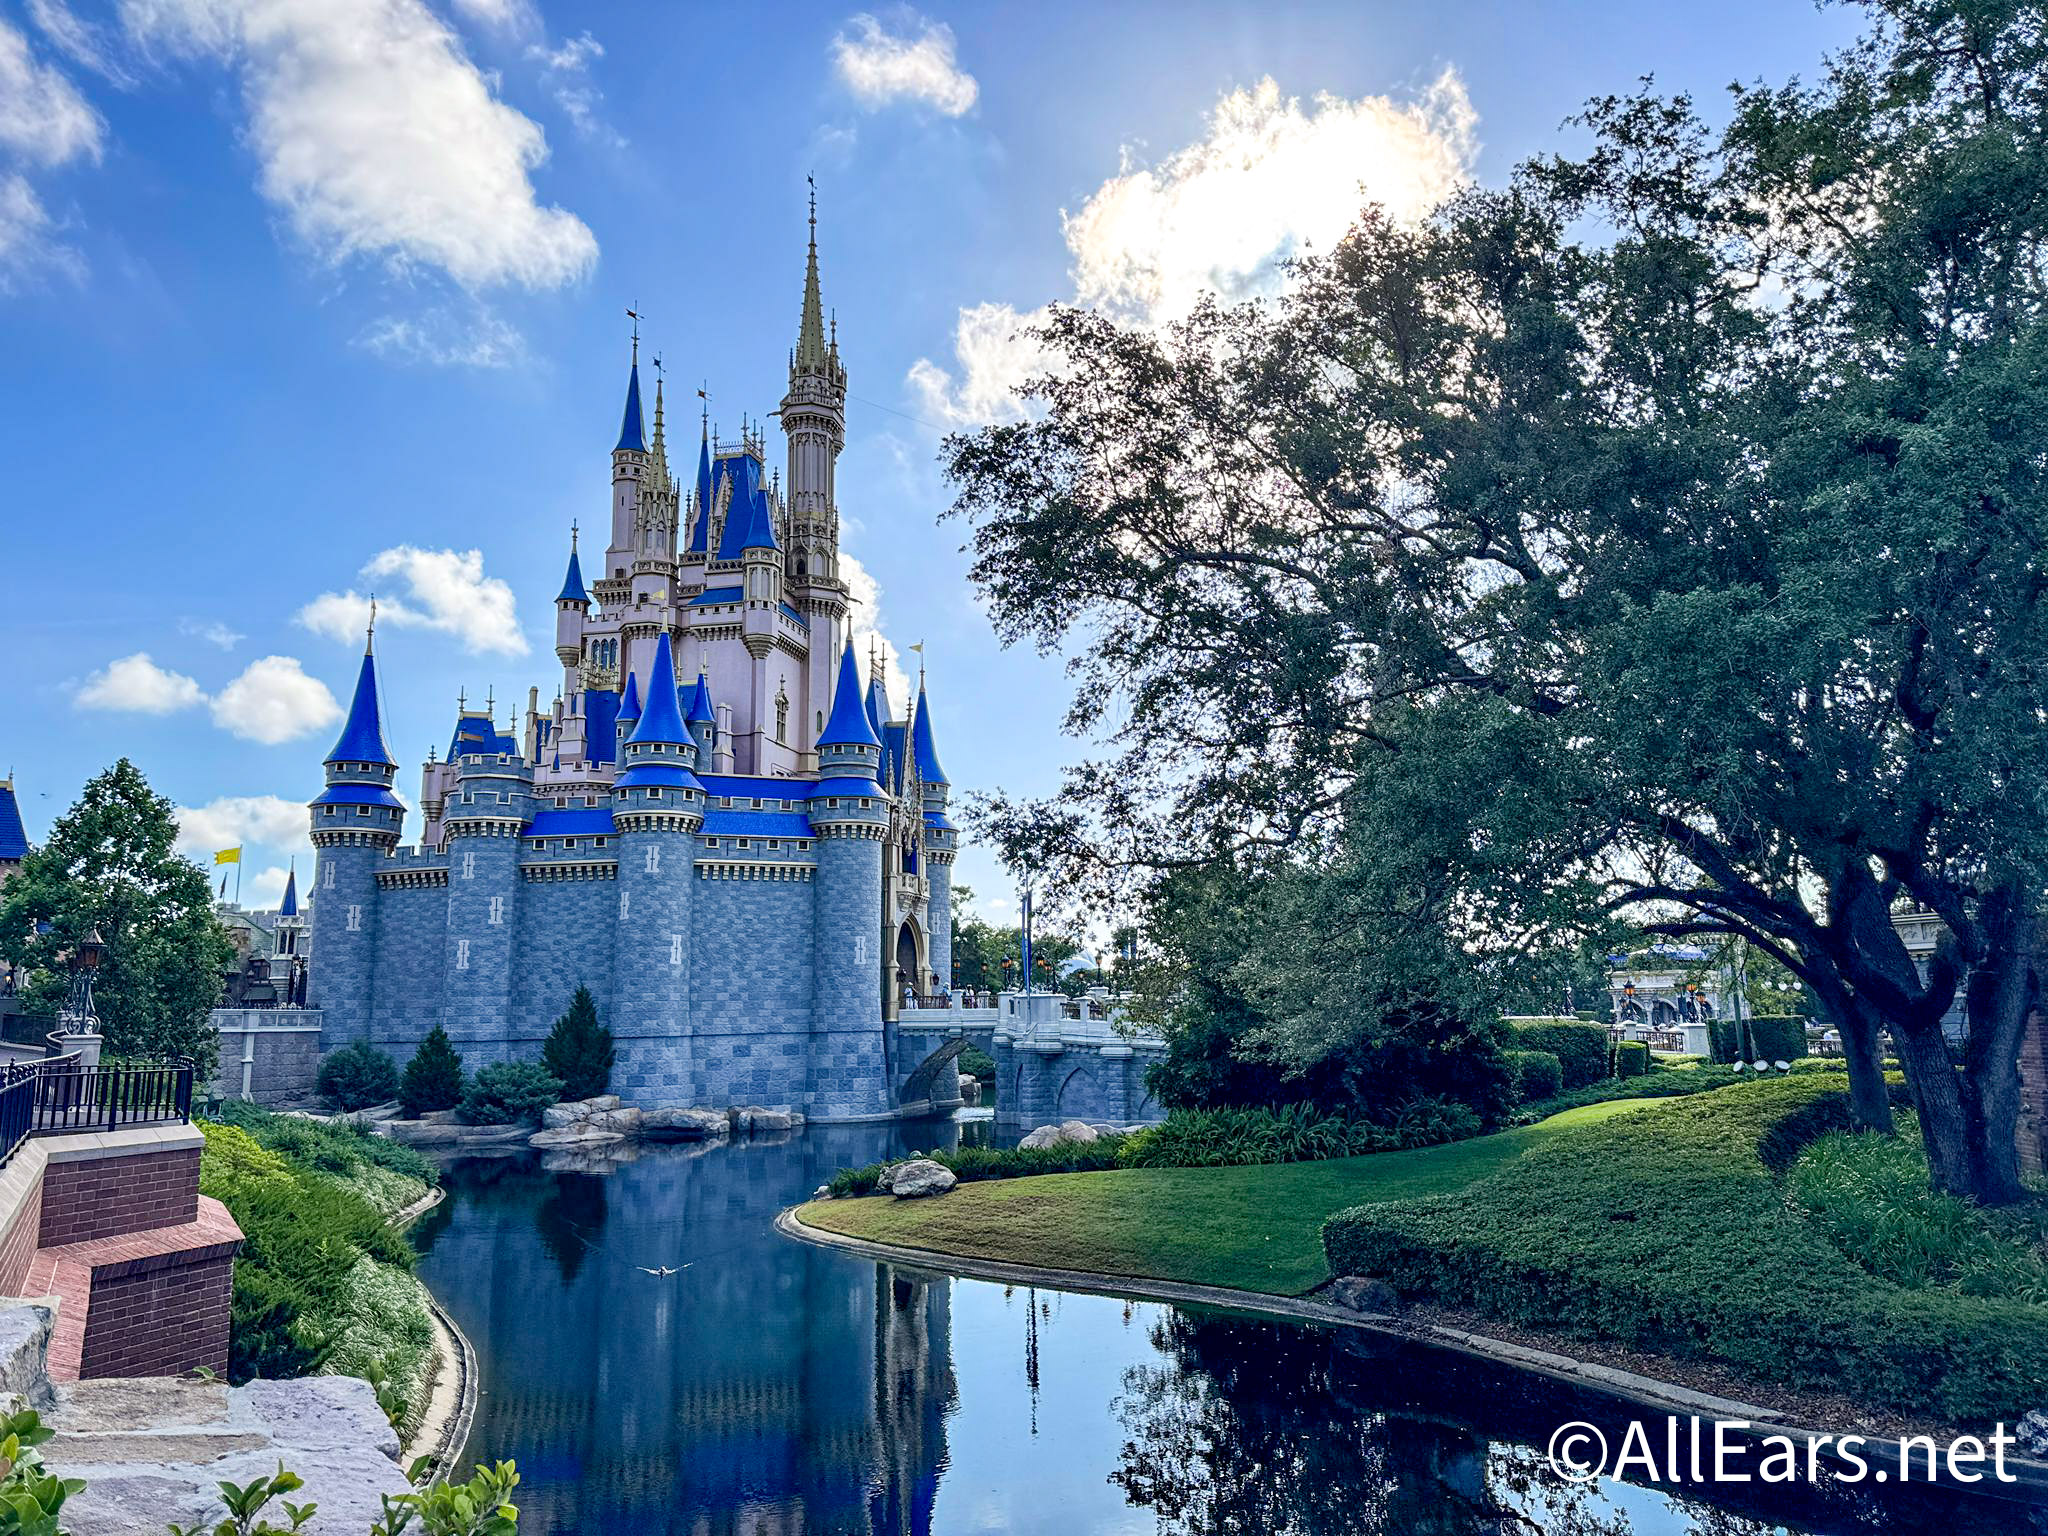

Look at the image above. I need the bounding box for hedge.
[1747,1015,1809,1062]
[1507,1020,1609,1088]
[1508,1050,1563,1102]
[1613,1040,1650,1078]
[1322,1075,2048,1421]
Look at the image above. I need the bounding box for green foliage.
[215,1101,436,1201]
[317,1043,400,1113]
[1506,1021,1608,1089]
[826,1137,1127,1198]
[1745,1015,1808,1063]
[1506,1050,1562,1102]
[198,1121,421,1385]
[1788,1118,2048,1304]
[1321,1075,2048,1420]
[540,987,613,1102]
[459,1062,563,1126]
[0,1403,83,1536]
[1506,1063,1757,1125]
[1706,1016,1740,1065]
[1612,1040,1649,1079]
[399,1027,465,1118]
[0,759,231,1076]
[955,1044,996,1083]
[164,1455,524,1536]
[168,1463,315,1535]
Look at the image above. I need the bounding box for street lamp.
[64,926,106,1035]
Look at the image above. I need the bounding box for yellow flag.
[214,847,241,866]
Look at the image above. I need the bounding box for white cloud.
[175,794,309,859]
[446,0,533,30]
[0,17,103,167]
[118,0,598,289]
[911,72,1478,424]
[210,655,343,744]
[179,617,245,649]
[839,551,907,715]
[355,305,526,368]
[77,652,206,714]
[300,545,527,655]
[0,172,82,293]
[26,0,137,87]
[831,12,976,117]
[521,30,620,146]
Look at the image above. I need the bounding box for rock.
[383,1120,529,1148]
[2017,1410,2048,1458]
[585,1094,622,1112]
[592,1106,643,1135]
[1019,1120,1099,1150]
[641,1107,732,1140]
[0,1304,54,1409]
[527,1126,626,1149]
[731,1107,798,1134]
[882,1159,957,1199]
[1327,1276,1401,1316]
[813,1185,832,1201]
[540,1102,591,1130]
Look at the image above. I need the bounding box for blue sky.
[0,0,1860,927]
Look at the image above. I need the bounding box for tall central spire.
[795,179,829,376]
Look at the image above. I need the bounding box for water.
[413,1122,2036,1536]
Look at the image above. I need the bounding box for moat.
[411,1123,2028,1536]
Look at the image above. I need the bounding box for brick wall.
[77,1244,236,1378]
[2018,1007,2048,1177]
[0,1168,40,1295]
[39,1149,199,1247]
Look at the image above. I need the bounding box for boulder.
[592,1107,644,1135]
[731,1107,799,1134]
[641,1108,732,1140]
[1018,1121,1099,1150]
[2017,1410,2048,1459]
[882,1159,957,1199]
[540,1102,591,1131]
[1327,1276,1401,1316]
[585,1094,623,1113]
[527,1126,626,1149]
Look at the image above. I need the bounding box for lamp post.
[54,926,107,1068]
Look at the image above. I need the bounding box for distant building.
[0,777,29,1002]
[1607,944,1725,1055]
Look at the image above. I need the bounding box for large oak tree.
[946,0,2048,1201]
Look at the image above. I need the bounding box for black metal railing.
[0,1056,195,1168]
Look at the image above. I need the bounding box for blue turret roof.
[684,672,716,725]
[912,684,948,785]
[619,668,642,721]
[688,434,713,554]
[714,457,778,558]
[627,642,688,745]
[616,354,646,453]
[557,541,588,605]
[819,641,879,748]
[278,865,298,918]
[448,712,519,759]
[585,687,620,766]
[327,644,395,767]
[0,782,25,862]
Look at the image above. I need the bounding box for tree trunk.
[1807,969,1893,1133]
[1959,901,2039,1206]
[1890,1017,1975,1198]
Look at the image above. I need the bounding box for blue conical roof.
[864,671,887,742]
[715,458,779,558]
[684,671,716,725]
[278,865,298,918]
[819,641,879,748]
[912,684,948,785]
[619,668,642,720]
[616,355,646,453]
[326,644,395,767]
[627,642,688,745]
[688,434,713,554]
[557,542,588,604]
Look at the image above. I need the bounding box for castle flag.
[213,847,240,866]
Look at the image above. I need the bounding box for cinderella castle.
[304,202,960,1120]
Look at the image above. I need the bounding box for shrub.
[461,1061,564,1125]
[827,1136,1127,1197]
[1506,1062,1761,1124]
[1320,1074,2048,1421]
[400,1024,465,1117]
[1507,1019,1609,1088]
[1508,1050,1562,1102]
[1613,1040,1650,1078]
[215,1100,437,1193]
[541,985,614,1102]
[1746,1015,1809,1063]
[316,1040,399,1111]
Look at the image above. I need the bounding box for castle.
[306,204,960,1120]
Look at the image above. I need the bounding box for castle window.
[356,807,370,817]
[768,840,780,850]
[753,798,764,809]
[735,838,751,849]
[648,788,663,800]
[704,837,719,848]
[592,837,607,847]
[555,797,567,808]
[564,838,578,849]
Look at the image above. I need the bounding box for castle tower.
[440,738,532,1067]
[781,189,851,751]
[555,525,589,697]
[601,341,649,609]
[610,636,705,1105]
[307,626,404,1047]
[616,667,642,766]
[910,680,955,990]
[810,639,891,1117]
[684,671,717,766]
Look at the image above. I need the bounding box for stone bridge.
[894,990,1167,1129]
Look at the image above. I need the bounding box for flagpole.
[235,849,242,907]
[1021,885,1033,999]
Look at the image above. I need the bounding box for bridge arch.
[900,1034,971,1108]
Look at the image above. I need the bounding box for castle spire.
[650,363,668,477]
[615,328,646,453]
[819,638,879,748]
[326,623,396,768]
[794,177,829,377]
[627,639,688,746]
[912,675,948,786]
[556,523,589,605]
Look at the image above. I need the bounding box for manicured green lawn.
[796,1097,1667,1295]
